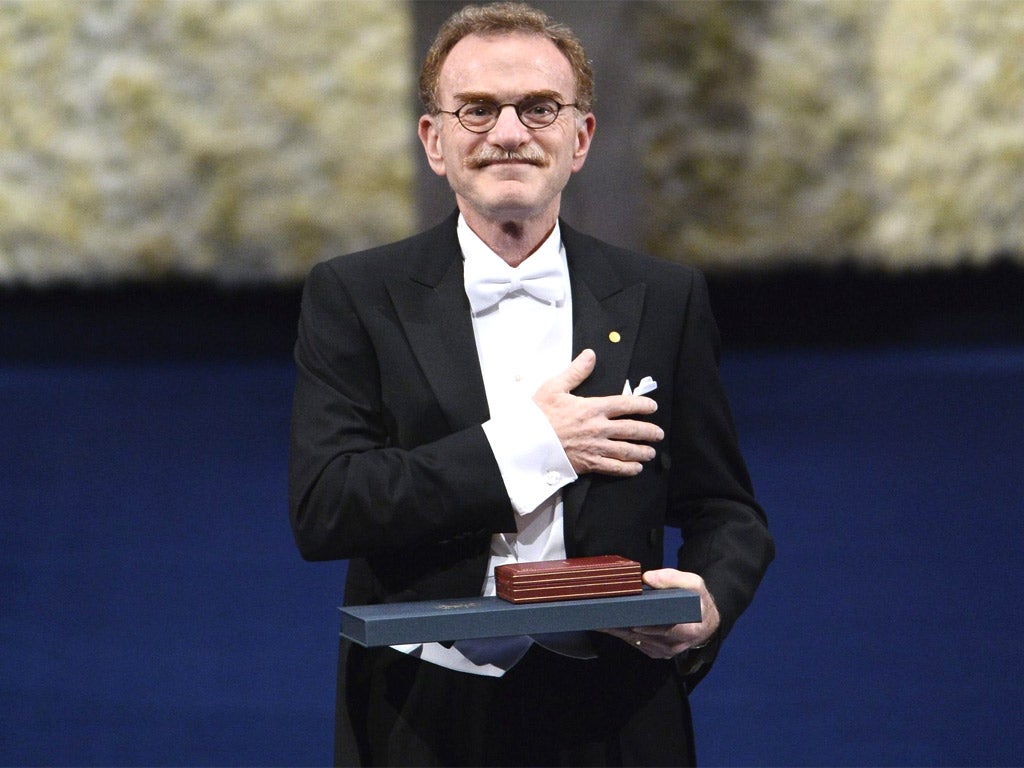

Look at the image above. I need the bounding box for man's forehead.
[438,32,575,98]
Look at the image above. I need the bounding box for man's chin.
[462,188,543,219]
[478,198,548,222]
[454,180,563,225]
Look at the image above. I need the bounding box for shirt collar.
[457,214,566,281]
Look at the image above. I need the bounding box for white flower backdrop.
[2,0,1023,284]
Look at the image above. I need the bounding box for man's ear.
[418,114,447,178]
[571,112,597,173]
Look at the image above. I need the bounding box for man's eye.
[463,104,495,118]
[524,102,556,116]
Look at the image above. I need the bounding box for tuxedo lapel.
[384,217,490,433]
[562,222,646,399]
[569,275,645,397]
[561,223,647,540]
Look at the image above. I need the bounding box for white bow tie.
[464,258,565,314]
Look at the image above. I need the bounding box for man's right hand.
[532,349,663,477]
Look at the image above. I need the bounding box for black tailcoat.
[289,213,774,763]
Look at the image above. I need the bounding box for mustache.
[465,146,548,169]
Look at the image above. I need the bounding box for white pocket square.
[622,376,658,396]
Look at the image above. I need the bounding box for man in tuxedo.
[289,3,773,765]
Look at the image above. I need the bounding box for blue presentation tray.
[339,588,701,647]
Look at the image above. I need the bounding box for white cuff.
[482,399,577,515]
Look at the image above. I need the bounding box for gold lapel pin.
[608,331,621,343]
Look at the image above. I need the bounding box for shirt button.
[544,470,560,486]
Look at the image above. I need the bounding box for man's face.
[418,32,595,227]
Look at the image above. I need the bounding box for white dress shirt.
[390,215,579,677]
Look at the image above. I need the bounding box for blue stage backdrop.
[2,344,1022,765]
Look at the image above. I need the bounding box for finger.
[633,625,674,637]
[580,456,645,477]
[576,434,660,473]
[593,439,657,466]
[551,348,596,393]
[633,625,704,657]
[599,627,668,656]
[603,393,659,418]
[642,568,704,591]
[601,418,664,444]
[578,393,657,420]
[633,635,678,659]
[604,626,693,659]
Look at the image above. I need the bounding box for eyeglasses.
[438,97,579,133]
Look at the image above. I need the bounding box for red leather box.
[495,555,643,603]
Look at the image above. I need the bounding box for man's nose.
[487,105,531,149]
